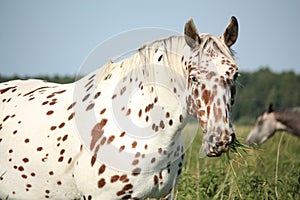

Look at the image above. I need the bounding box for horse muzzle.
[202,131,236,157]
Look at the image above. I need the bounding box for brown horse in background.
[246,104,300,145]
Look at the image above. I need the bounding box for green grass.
[174,125,300,200]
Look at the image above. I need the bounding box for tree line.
[1,67,299,125]
[232,67,300,125]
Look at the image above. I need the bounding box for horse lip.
[203,131,235,157]
[246,138,253,146]
[207,151,221,157]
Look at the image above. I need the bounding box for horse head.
[184,17,239,156]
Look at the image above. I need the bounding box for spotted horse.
[0,16,239,200]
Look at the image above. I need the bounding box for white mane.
[97,36,190,83]
[96,33,237,86]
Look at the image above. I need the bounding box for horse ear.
[184,19,201,49]
[221,16,238,47]
[266,104,274,113]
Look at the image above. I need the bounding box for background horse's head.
[246,104,300,145]
[184,17,239,156]
[246,104,278,145]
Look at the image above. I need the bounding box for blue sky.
[1,0,299,76]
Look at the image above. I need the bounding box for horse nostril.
[215,141,224,147]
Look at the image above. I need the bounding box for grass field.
[174,124,300,200]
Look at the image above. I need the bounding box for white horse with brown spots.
[0,17,239,199]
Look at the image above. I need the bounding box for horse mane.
[98,33,237,82]
[96,35,188,83]
[274,107,300,136]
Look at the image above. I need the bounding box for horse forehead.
[260,112,275,122]
[189,58,236,83]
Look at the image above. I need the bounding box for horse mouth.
[205,133,236,157]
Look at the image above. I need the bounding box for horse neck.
[274,109,300,137]
[93,36,193,145]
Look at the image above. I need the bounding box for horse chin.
[246,140,254,146]
[259,136,269,145]
[206,151,222,157]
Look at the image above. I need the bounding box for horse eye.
[230,97,235,105]
[191,76,198,83]
[233,72,240,80]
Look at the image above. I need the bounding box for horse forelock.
[198,34,236,62]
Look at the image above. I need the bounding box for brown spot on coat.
[94,91,101,99]
[23,86,51,96]
[82,94,90,102]
[120,174,129,183]
[165,112,170,118]
[119,145,125,152]
[98,164,106,175]
[98,178,106,189]
[116,191,125,196]
[107,135,115,144]
[132,159,139,165]
[100,108,106,115]
[126,108,131,116]
[58,156,64,162]
[158,54,163,61]
[91,155,97,167]
[100,137,107,146]
[0,86,17,94]
[151,157,156,163]
[58,122,65,128]
[131,141,137,148]
[86,103,95,111]
[67,102,76,110]
[3,115,9,122]
[68,112,75,120]
[37,147,44,152]
[123,184,133,191]
[90,119,107,150]
[21,174,27,179]
[111,175,119,183]
[202,90,211,105]
[132,168,141,176]
[159,120,165,129]
[120,132,125,137]
[46,110,54,115]
[154,175,158,185]
[62,134,68,141]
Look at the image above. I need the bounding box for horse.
[246,104,300,145]
[0,16,239,199]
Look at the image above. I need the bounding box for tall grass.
[174,125,300,200]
